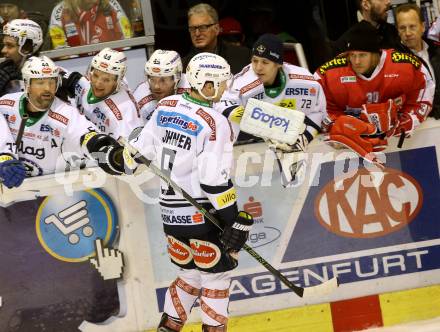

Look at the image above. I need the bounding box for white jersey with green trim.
[0,92,96,176]
[133,74,190,124]
[0,113,15,158]
[75,77,142,139]
[128,93,236,237]
[217,62,327,139]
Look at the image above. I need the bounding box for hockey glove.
[0,157,26,189]
[267,131,310,153]
[221,211,254,252]
[325,115,387,164]
[82,132,125,175]
[59,71,83,99]
[360,99,399,135]
[391,112,420,138]
[0,59,21,95]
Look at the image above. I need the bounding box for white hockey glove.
[268,133,310,187]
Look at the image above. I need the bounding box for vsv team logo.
[36,189,118,262]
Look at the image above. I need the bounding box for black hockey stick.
[118,137,339,298]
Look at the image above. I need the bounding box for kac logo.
[314,167,423,238]
[36,189,118,262]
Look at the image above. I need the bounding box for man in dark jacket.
[396,3,440,119]
[331,0,407,57]
[182,3,251,74]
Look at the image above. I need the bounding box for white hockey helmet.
[3,19,43,57]
[90,47,127,91]
[145,49,182,88]
[186,52,231,100]
[22,56,61,94]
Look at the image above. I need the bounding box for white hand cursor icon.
[90,238,124,280]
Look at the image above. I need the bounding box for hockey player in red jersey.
[314,23,434,164]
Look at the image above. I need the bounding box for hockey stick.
[118,137,339,298]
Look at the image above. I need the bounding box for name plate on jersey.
[240,98,305,144]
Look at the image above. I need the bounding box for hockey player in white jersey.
[0,19,44,96]
[133,49,190,124]
[60,47,142,139]
[0,56,123,178]
[0,115,26,188]
[219,33,327,184]
[88,53,253,332]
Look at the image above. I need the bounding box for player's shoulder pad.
[197,108,234,142]
[0,94,19,107]
[390,50,421,69]
[317,55,349,75]
[157,96,179,108]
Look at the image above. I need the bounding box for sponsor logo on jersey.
[318,56,348,75]
[40,124,61,137]
[240,79,261,95]
[162,129,192,150]
[104,99,123,120]
[315,167,423,238]
[384,74,399,78]
[190,239,221,269]
[391,51,421,69]
[340,76,357,83]
[36,189,118,262]
[275,99,296,110]
[285,87,317,96]
[167,236,193,265]
[5,113,16,124]
[288,74,315,81]
[48,110,68,125]
[138,94,155,109]
[216,187,237,208]
[7,142,46,160]
[158,99,178,107]
[250,107,290,133]
[0,99,15,107]
[157,111,202,136]
[161,214,197,225]
[196,108,216,141]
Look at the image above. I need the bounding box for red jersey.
[314,49,433,124]
[49,0,132,48]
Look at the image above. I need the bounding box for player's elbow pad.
[81,132,125,175]
[200,180,239,227]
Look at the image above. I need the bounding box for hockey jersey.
[49,0,132,48]
[133,74,190,124]
[0,113,15,158]
[128,92,236,238]
[0,92,96,176]
[74,77,142,139]
[314,49,434,124]
[218,62,327,140]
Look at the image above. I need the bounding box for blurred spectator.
[182,3,251,74]
[0,1,26,28]
[396,3,440,119]
[315,23,433,164]
[428,16,440,44]
[0,19,43,96]
[49,0,132,49]
[59,48,142,140]
[133,49,190,124]
[331,0,407,57]
[219,16,245,47]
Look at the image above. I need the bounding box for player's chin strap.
[118,136,339,298]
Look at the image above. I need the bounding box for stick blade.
[302,277,339,298]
